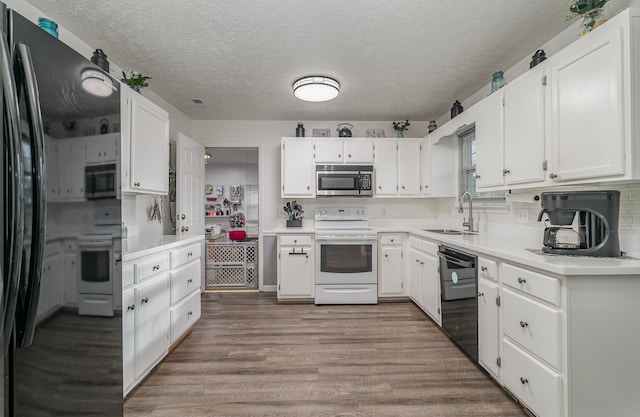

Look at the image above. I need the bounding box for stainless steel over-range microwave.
[316,165,374,197]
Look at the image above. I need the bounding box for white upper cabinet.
[85,132,119,164]
[314,138,374,164]
[475,90,504,188]
[281,138,315,197]
[503,65,547,186]
[373,139,398,196]
[549,24,624,182]
[397,139,421,196]
[121,87,170,195]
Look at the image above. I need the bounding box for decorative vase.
[396,130,404,138]
[491,71,505,92]
[38,17,58,38]
[580,8,607,37]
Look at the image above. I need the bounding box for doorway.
[204,148,260,291]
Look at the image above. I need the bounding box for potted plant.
[567,0,609,36]
[392,120,410,138]
[121,70,151,93]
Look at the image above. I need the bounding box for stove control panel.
[315,207,368,221]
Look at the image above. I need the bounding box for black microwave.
[316,165,374,197]
[85,163,117,199]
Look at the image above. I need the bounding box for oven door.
[315,236,377,284]
[77,245,113,294]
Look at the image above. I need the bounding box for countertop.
[122,235,204,261]
[272,220,640,276]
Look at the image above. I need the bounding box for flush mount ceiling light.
[293,76,340,102]
[81,69,114,97]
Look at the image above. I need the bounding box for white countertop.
[122,234,204,261]
[273,219,640,276]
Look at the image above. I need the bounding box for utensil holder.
[286,220,302,227]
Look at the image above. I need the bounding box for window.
[459,127,505,201]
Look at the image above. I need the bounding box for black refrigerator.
[2,3,123,416]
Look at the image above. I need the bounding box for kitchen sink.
[422,228,478,235]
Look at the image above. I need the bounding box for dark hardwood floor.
[125,292,527,417]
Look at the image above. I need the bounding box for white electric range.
[314,207,377,304]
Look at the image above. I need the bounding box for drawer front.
[170,291,201,343]
[501,263,560,306]
[380,234,402,246]
[502,288,561,369]
[420,240,438,255]
[478,257,498,281]
[279,235,312,246]
[170,243,201,269]
[170,260,201,304]
[135,253,169,283]
[503,339,562,417]
[408,236,421,250]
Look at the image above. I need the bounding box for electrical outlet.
[380,208,387,217]
[517,209,529,224]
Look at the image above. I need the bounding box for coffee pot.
[543,227,581,249]
[337,123,353,137]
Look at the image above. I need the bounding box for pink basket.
[228,230,246,241]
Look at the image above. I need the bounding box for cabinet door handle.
[384,254,388,258]
[348,154,351,158]
[478,292,484,297]
[519,321,528,328]
[474,174,481,179]
[127,304,135,311]
[306,186,310,190]
[390,239,394,243]
[549,173,557,179]
[141,298,149,304]
[517,277,526,284]
[503,169,510,175]
[134,182,140,187]
[181,226,189,232]
[520,377,529,385]
[153,265,160,271]
[378,186,382,189]
[480,266,488,272]
[187,278,193,283]
[338,154,341,158]
[181,214,186,220]
[188,311,193,317]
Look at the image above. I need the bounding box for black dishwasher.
[438,246,478,362]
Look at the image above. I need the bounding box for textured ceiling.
[25,0,601,121]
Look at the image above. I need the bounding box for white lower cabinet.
[123,238,203,397]
[378,234,405,297]
[122,284,135,394]
[407,236,440,325]
[135,268,170,379]
[277,234,314,300]
[503,339,562,417]
[478,278,499,378]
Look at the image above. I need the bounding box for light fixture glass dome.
[81,69,114,97]
[293,76,340,102]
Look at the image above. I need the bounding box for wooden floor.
[125,292,527,417]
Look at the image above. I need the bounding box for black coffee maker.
[537,191,621,257]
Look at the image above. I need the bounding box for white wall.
[191,120,432,232]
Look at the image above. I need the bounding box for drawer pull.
[519,321,528,328]
[141,298,149,304]
[153,264,160,271]
[187,252,193,257]
[480,266,488,272]
[478,292,484,297]
[188,311,193,316]
[187,279,193,283]
[520,377,529,385]
[390,238,394,243]
[127,304,135,311]
[517,277,526,284]
[384,254,388,258]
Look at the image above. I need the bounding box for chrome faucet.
[458,191,474,232]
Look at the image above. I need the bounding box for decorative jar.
[491,71,505,92]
